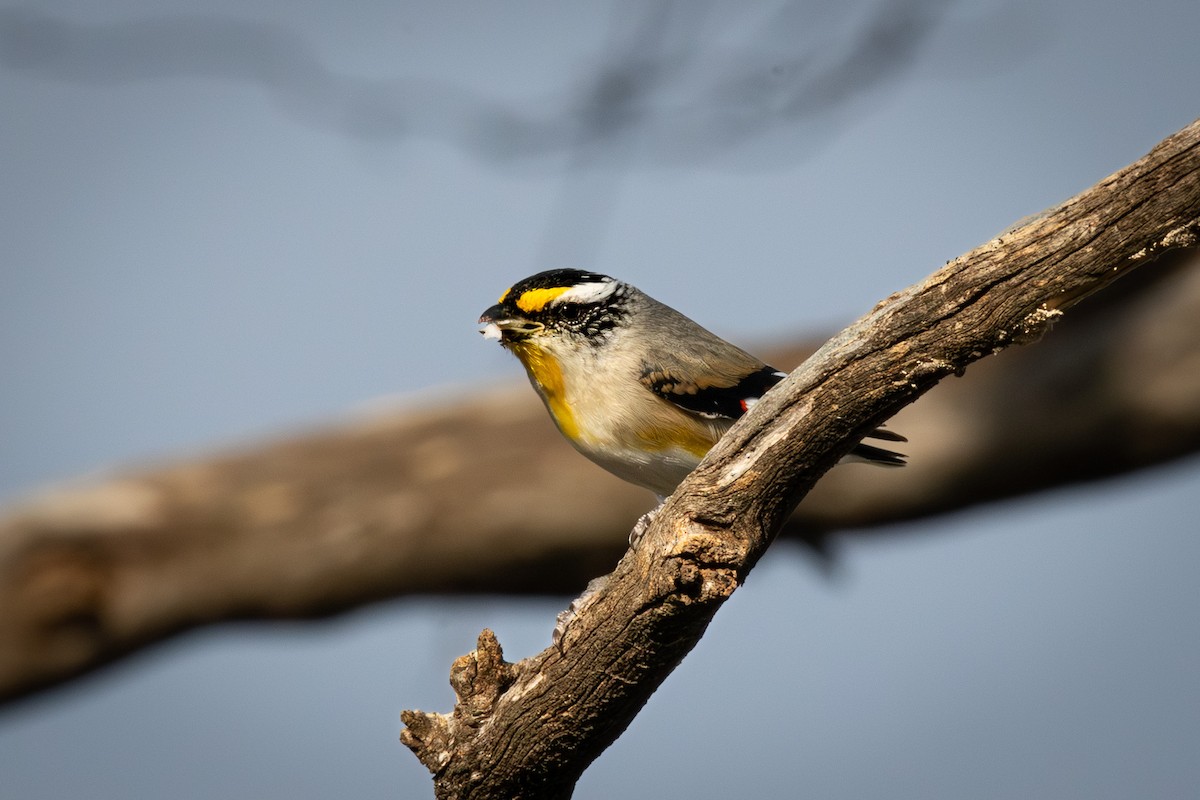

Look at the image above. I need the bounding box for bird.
[478,268,906,502]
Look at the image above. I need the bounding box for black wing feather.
[642,365,785,420]
[850,442,908,466]
[864,427,907,443]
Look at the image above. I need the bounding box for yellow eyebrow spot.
[515,286,570,313]
[497,286,512,304]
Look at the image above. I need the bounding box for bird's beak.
[478,304,544,343]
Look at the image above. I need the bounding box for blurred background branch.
[2,242,1197,706]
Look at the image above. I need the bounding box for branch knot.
[666,531,743,603]
[450,628,516,723]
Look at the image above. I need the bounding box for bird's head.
[478,269,630,354]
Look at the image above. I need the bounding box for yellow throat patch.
[508,341,580,441]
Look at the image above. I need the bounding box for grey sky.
[1,2,1198,798]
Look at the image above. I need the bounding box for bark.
[0,122,1198,711]
[398,120,1200,798]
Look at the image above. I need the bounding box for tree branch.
[1,126,1199,709]
[398,120,1200,798]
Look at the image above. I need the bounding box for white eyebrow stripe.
[553,280,617,305]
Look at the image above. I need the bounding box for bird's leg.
[552,575,609,654]
[628,496,666,547]
[554,498,668,652]
[554,499,668,653]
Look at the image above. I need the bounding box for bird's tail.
[845,427,908,467]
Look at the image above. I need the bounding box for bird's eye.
[557,303,585,322]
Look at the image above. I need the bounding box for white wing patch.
[741,372,786,411]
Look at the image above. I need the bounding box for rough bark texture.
[398,120,1200,798]
[0,122,1199,711]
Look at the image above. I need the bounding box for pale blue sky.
[1,2,1198,798]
